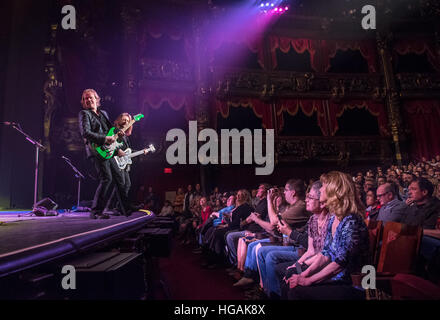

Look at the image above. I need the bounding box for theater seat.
[365,219,383,266]
[377,222,422,274]
[391,273,440,300]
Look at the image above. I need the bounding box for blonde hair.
[320,171,365,219]
[114,113,133,136]
[237,189,251,205]
[81,89,101,109]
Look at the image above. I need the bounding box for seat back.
[377,221,422,274]
[365,219,383,266]
[391,273,440,300]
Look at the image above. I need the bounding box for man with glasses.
[376,183,408,223]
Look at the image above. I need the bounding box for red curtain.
[320,40,378,73]
[269,37,319,71]
[269,36,378,73]
[139,89,195,120]
[327,100,389,136]
[394,39,439,71]
[275,99,329,135]
[215,98,272,129]
[403,100,440,160]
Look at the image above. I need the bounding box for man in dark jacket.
[78,89,133,219]
[404,177,440,229]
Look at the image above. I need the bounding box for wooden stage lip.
[0,211,155,278]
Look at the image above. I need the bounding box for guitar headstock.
[147,144,156,153]
[133,114,144,121]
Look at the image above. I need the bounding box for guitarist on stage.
[104,113,147,215]
[78,89,135,219]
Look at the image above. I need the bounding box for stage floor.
[0,211,152,258]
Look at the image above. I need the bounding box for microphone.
[1,121,18,126]
[62,155,71,162]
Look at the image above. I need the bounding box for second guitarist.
[78,89,135,219]
[105,113,146,215]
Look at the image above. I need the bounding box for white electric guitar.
[114,144,156,170]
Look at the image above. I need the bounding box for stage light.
[256,0,291,14]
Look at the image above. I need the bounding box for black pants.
[286,282,365,300]
[91,157,130,214]
[105,168,131,211]
[277,262,365,300]
[209,226,233,256]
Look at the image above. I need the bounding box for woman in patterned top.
[283,171,369,300]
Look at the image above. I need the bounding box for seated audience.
[158,200,174,217]
[233,179,310,288]
[376,183,408,223]
[261,181,331,299]
[404,178,440,229]
[202,190,253,267]
[365,187,380,221]
[173,188,185,221]
[281,171,369,300]
[225,183,269,267]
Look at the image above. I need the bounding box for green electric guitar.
[94,113,144,159]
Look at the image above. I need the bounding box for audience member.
[365,187,380,221]
[281,171,368,300]
[404,178,440,229]
[261,181,330,299]
[158,200,174,217]
[233,179,310,288]
[376,183,408,223]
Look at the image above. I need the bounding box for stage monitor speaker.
[33,197,58,210]
[32,197,58,216]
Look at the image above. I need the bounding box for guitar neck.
[121,119,136,133]
[112,119,136,137]
[128,149,147,158]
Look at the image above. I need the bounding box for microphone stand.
[62,157,85,209]
[9,123,45,208]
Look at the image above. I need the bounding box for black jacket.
[78,109,112,158]
[404,197,440,229]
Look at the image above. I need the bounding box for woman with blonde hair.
[282,171,369,300]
